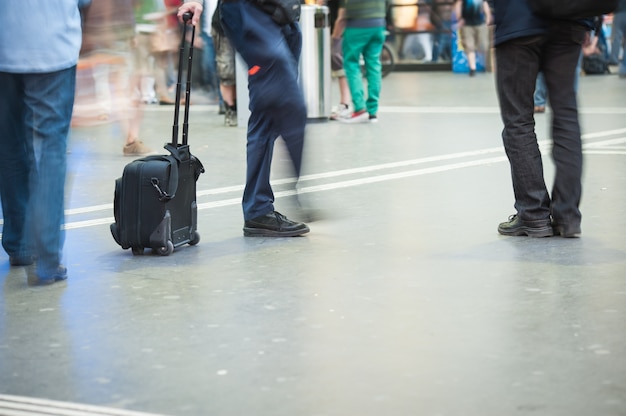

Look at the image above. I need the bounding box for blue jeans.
[613,11,626,74]
[496,21,586,227]
[0,67,75,276]
[219,0,306,220]
[200,30,220,97]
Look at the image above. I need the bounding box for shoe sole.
[243,227,310,237]
[498,225,554,238]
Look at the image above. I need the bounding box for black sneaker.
[497,214,553,237]
[244,211,310,237]
[552,222,581,238]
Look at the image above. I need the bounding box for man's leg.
[0,72,32,263]
[220,2,306,221]
[542,21,586,235]
[495,36,552,227]
[342,27,368,112]
[362,27,385,116]
[23,67,75,279]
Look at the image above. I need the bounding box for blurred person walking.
[494,0,593,238]
[454,0,491,76]
[179,0,310,236]
[210,0,238,126]
[80,0,155,156]
[0,0,90,285]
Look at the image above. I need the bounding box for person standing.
[611,0,626,76]
[210,0,238,127]
[0,0,90,285]
[494,0,592,238]
[454,0,491,76]
[178,0,310,237]
[334,0,387,123]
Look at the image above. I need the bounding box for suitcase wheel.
[189,231,200,246]
[154,240,174,256]
[131,246,144,255]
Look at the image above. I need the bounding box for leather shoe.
[498,214,553,237]
[244,211,310,237]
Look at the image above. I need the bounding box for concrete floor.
[1,71,625,416]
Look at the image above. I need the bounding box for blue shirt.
[0,0,90,73]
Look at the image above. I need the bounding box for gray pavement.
[1,71,625,416]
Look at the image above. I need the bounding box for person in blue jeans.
[179,0,310,237]
[494,0,592,238]
[0,0,89,285]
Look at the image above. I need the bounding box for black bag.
[110,13,205,256]
[253,0,301,25]
[582,54,610,74]
[528,0,619,19]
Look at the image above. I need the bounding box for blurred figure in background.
[210,0,238,126]
[454,0,491,76]
[80,0,155,156]
[0,0,90,285]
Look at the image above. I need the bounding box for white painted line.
[0,394,169,416]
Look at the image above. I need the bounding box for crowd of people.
[0,0,624,286]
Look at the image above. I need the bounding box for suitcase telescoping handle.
[172,12,195,147]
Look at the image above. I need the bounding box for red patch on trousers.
[248,65,261,75]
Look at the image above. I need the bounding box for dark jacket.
[493,0,548,46]
[493,0,594,46]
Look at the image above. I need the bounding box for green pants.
[342,26,385,115]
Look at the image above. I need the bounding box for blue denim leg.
[534,72,547,107]
[220,1,306,221]
[3,68,75,277]
[200,31,220,95]
[0,72,32,260]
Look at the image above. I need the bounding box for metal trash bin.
[299,5,331,121]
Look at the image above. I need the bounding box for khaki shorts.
[211,28,236,86]
[460,24,489,53]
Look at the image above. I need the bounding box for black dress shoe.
[498,214,553,237]
[244,211,310,237]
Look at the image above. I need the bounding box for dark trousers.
[219,0,307,220]
[495,22,586,227]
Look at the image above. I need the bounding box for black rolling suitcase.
[110,13,204,256]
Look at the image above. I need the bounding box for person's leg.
[0,72,33,263]
[362,26,385,117]
[618,12,626,76]
[461,25,477,74]
[542,21,586,235]
[534,71,547,111]
[609,12,625,65]
[200,30,219,96]
[220,1,305,221]
[23,66,76,279]
[342,27,369,112]
[495,35,552,226]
